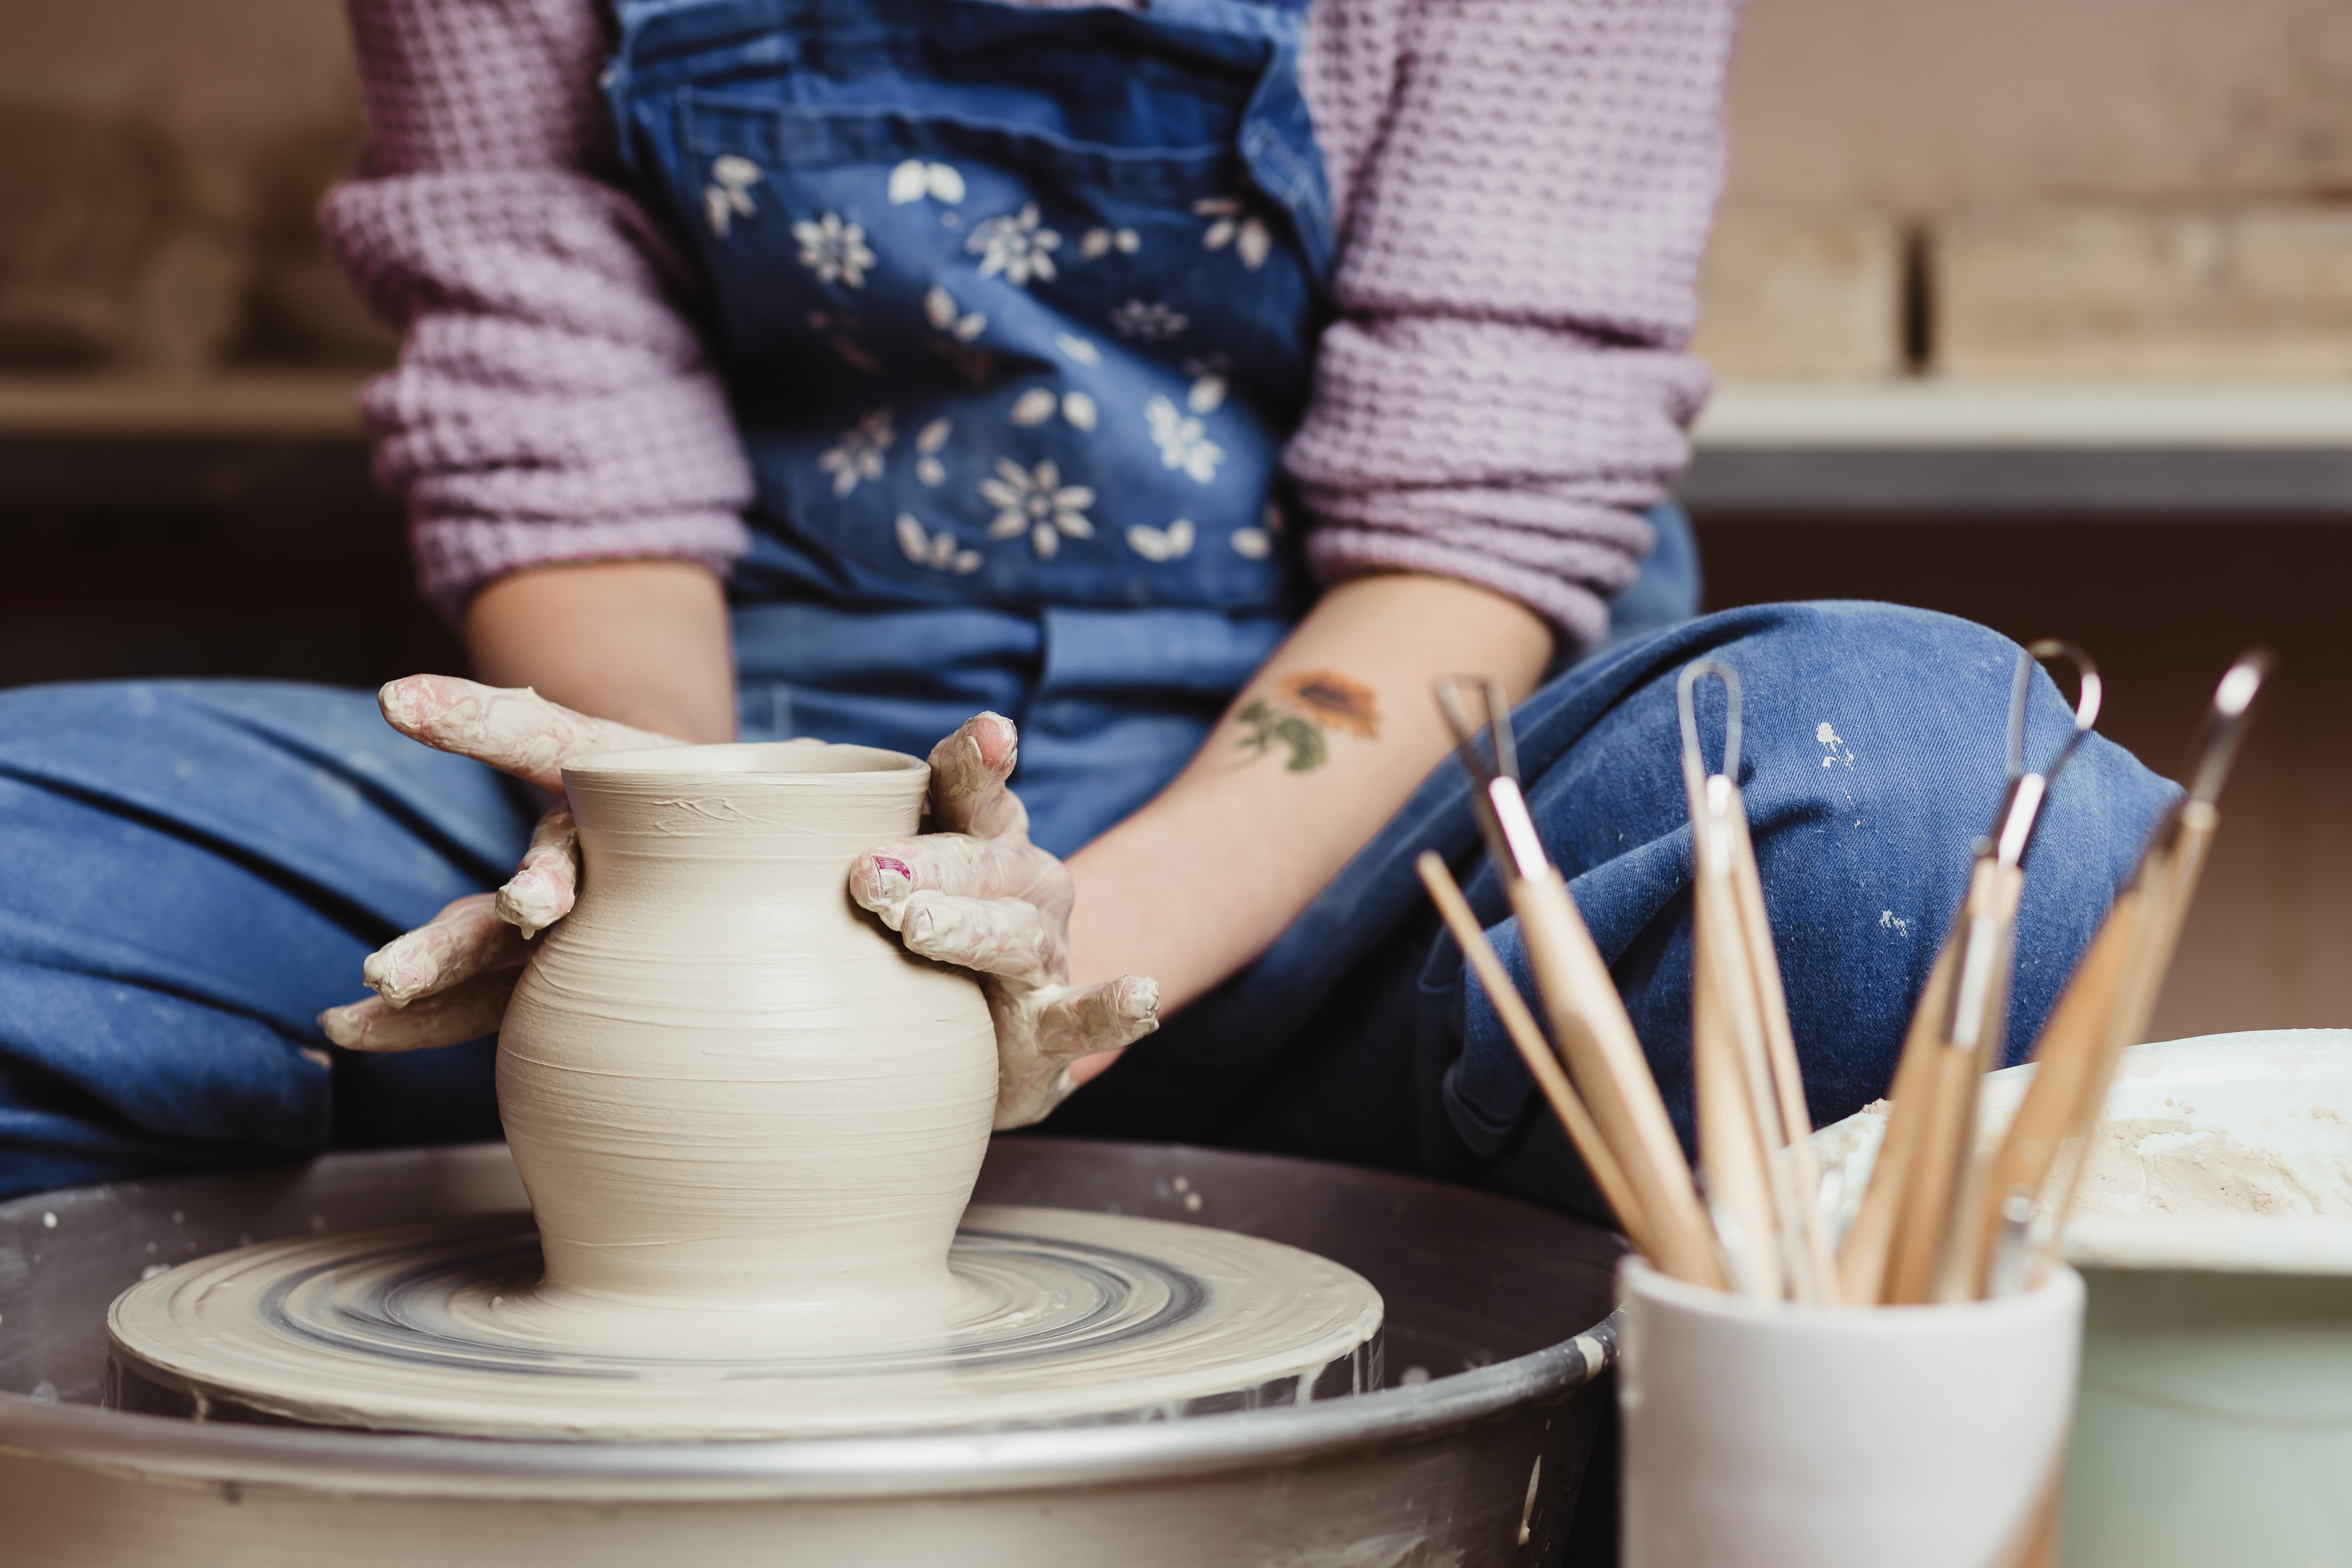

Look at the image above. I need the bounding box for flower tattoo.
[1233,671,1382,773]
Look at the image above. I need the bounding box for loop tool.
[1676,660,1838,1302]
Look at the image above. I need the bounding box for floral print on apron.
[606,0,1334,616]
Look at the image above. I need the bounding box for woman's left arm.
[1060,571,1550,1048]
[1046,0,1747,1075]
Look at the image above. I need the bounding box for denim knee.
[0,679,532,1195]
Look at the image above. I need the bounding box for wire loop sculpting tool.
[1840,641,2101,1305]
[1676,660,1838,1302]
[1434,677,1722,1286]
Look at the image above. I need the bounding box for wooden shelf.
[0,372,369,438]
[4,371,2347,516]
[1686,380,2352,515]
[1694,380,2352,449]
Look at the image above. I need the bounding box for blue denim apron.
[606,0,1340,850]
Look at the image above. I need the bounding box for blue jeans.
[0,598,2175,1210]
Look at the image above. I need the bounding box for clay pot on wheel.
[498,741,998,1338]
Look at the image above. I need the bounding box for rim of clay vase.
[3,1332,1601,1501]
[565,740,926,779]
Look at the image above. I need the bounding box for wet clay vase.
[497,741,998,1337]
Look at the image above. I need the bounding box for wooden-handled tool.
[1968,650,2271,1293]
[1839,642,2103,1305]
[1416,851,1658,1258]
[1435,678,1724,1288]
[1883,856,2025,1304]
[1724,799,1840,1300]
[1678,661,1836,1303]
[1956,886,2138,1293]
[1836,930,1964,1303]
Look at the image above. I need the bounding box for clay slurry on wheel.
[104,1204,1385,1439]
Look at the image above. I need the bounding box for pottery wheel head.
[104,1206,1385,1439]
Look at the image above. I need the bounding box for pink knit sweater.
[325,0,1739,647]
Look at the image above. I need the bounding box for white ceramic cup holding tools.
[1618,1257,2083,1568]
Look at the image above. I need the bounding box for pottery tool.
[1435,678,1722,1287]
[1973,650,2272,1292]
[1838,642,2102,1306]
[1417,852,1656,1257]
[1676,661,1837,1302]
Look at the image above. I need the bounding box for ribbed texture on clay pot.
[498,741,998,1324]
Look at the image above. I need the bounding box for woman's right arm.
[324,0,754,633]
[465,558,736,743]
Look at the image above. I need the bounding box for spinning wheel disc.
[106,1205,1384,1439]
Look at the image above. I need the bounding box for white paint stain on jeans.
[1817,722,1858,806]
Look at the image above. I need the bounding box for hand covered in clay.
[850,714,1160,1129]
[317,676,687,1052]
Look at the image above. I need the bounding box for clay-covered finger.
[991,977,1158,1130]
[1031,975,1161,1067]
[924,712,1032,842]
[317,970,520,1053]
[363,892,531,1007]
[495,805,579,938]
[377,675,687,791]
[849,831,1069,928]
[895,889,1064,988]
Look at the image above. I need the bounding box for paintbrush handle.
[1838,900,1967,1305]
[1510,868,1724,1287]
[1722,792,1839,1302]
[2111,803,2216,1052]
[1885,860,2024,1305]
[1722,800,1808,1141]
[2034,804,2219,1275]
[1888,1021,1996,1303]
[1415,854,1659,1258]
[1963,887,2141,1294]
[1691,886,1784,1299]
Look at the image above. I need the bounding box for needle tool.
[1677,661,1838,1303]
[1435,676,1721,1286]
[1839,641,2101,1305]
[1983,649,2271,1291]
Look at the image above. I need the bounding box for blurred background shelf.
[6,373,2347,519]
[1686,381,2352,516]
[0,371,367,437]
[1696,380,2352,448]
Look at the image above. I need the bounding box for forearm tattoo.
[1231,671,1382,773]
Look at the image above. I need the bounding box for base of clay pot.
[103,1205,1385,1440]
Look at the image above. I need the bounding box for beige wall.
[7,0,2348,376]
[1722,0,2352,214]
[7,0,2349,213]
[0,0,360,151]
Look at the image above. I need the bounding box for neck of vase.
[563,746,930,896]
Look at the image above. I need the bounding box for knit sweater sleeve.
[321,0,754,619]
[1286,0,1740,649]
